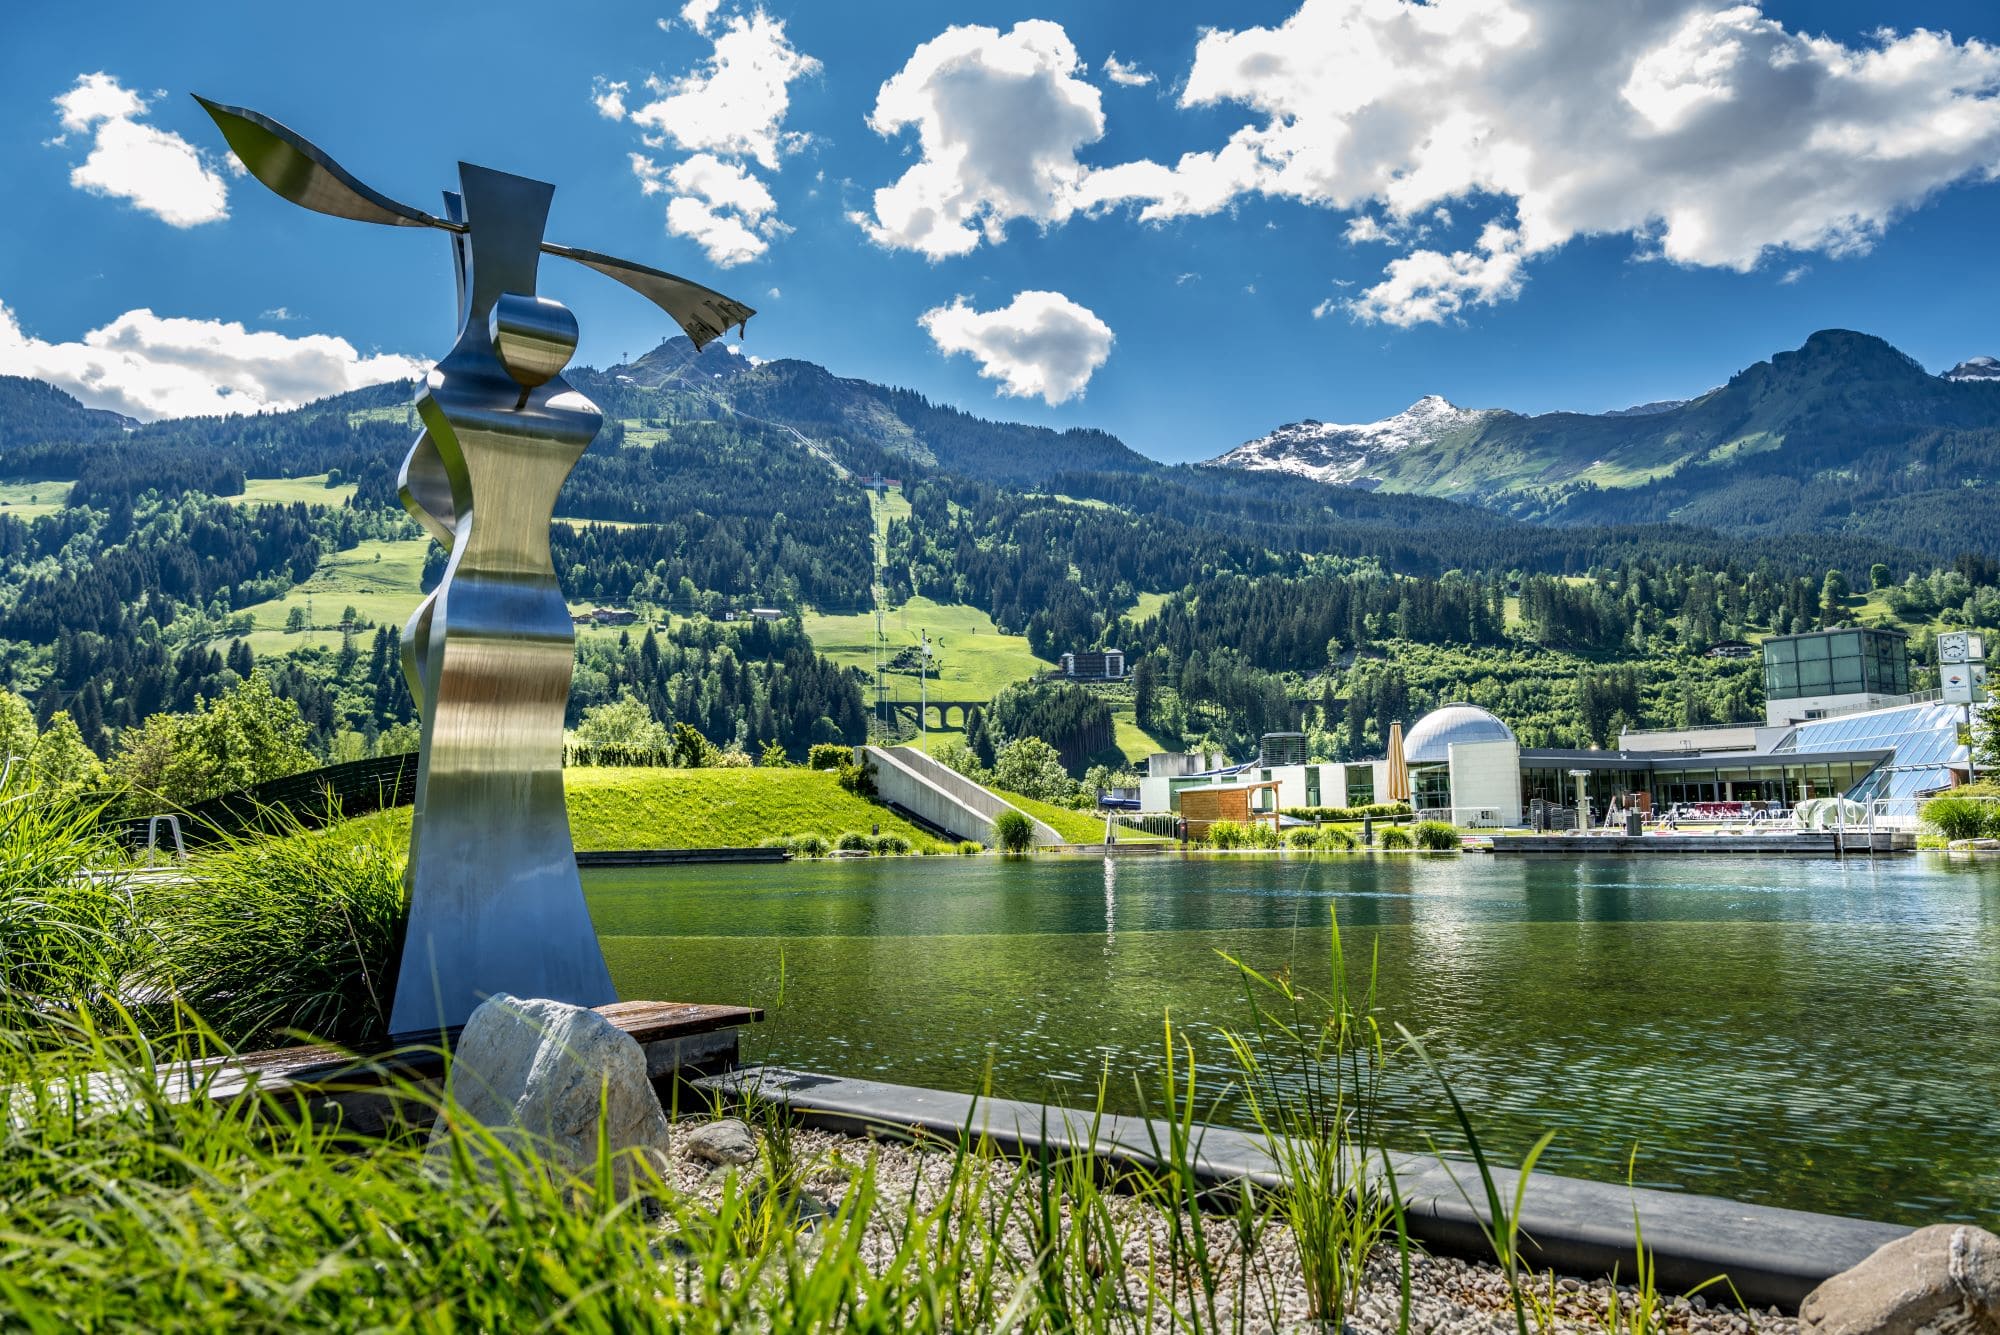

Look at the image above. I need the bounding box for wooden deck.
[158,1001,762,1124]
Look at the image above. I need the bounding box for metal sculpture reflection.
[198,98,756,1036]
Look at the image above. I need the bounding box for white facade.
[1763,692,1909,727]
[1441,738,1521,827]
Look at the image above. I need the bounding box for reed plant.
[1221,918,1399,1327]
[0,770,133,1031]
[129,805,406,1047]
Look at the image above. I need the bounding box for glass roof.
[1775,703,1969,802]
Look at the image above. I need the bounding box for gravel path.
[663,1119,1798,1335]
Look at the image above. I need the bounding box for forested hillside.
[1,324,1997,784]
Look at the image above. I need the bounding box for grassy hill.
[804,595,1051,704]
[237,536,430,654]
[562,766,945,851]
[990,787,1169,844]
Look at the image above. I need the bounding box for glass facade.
[1763,629,1910,701]
[1777,702,1969,802]
[1345,766,1374,806]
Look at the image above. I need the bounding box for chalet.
[1060,649,1125,680]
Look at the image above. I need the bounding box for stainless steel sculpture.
[198,98,756,1036]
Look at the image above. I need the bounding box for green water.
[583,853,2000,1226]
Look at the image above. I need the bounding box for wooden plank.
[164,1000,762,1107]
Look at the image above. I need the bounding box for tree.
[992,736,1073,803]
[0,690,36,763]
[933,738,986,781]
[758,739,789,767]
[1821,569,1850,625]
[285,605,308,633]
[574,692,670,753]
[108,673,313,809]
[1869,563,1892,591]
[31,712,104,797]
[1130,657,1157,729]
[671,721,720,768]
[1974,702,1999,777]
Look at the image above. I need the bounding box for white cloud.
[596,8,816,270]
[1778,264,1810,286]
[854,21,1106,258]
[623,8,820,170]
[1077,1,2000,324]
[767,286,781,299]
[919,290,1113,405]
[0,300,425,422]
[1349,222,1525,327]
[643,151,785,266]
[1102,53,1154,87]
[591,78,630,121]
[681,0,722,35]
[50,72,228,228]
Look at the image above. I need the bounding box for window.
[1306,766,1321,807]
[1347,768,1375,807]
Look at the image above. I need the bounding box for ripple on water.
[589,854,2000,1225]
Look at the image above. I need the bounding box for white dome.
[1403,704,1516,766]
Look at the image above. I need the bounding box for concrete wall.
[859,746,1063,847]
[1445,738,1521,827]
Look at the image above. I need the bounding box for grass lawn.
[230,474,360,508]
[989,787,1169,843]
[804,595,1051,704]
[1120,590,1171,628]
[1110,703,1171,764]
[0,479,73,519]
[235,536,430,655]
[563,766,945,851]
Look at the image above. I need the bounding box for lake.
[583,852,2000,1226]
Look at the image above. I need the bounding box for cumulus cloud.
[0,300,424,422]
[621,9,820,170]
[635,151,785,266]
[854,21,1106,258]
[1102,53,1154,87]
[919,290,1113,405]
[681,0,722,34]
[50,72,228,228]
[595,8,816,271]
[1074,0,2000,325]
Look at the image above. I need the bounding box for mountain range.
[1202,329,2000,555]
[3,326,1998,563]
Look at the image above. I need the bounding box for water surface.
[584,853,2000,1226]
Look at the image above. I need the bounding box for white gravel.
[662,1119,1798,1334]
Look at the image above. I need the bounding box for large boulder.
[1800,1224,2000,1335]
[424,993,671,1199]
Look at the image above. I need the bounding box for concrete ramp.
[859,746,1063,848]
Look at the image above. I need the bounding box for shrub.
[955,839,984,855]
[131,808,408,1047]
[992,809,1033,854]
[1378,825,1413,850]
[1242,822,1282,850]
[1318,825,1359,851]
[1207,820,1246,849]
[834,831,873,853]
[1286,827,1322,850]
[835,760,875,797]
[871,834,910,856]
[1920,793,1998,841]
[1280,802,1414,823]
[788,834,830,859]
[807,744,854,771]
[1413,820,1462,852]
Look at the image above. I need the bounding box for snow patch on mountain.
[1204,395,1496,485]
[1945,356,2000,382]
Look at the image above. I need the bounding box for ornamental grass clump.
[1920,792,2000,841]
[1413,820,1463,851]
[992,808,1033,854]
[1377,825,1414,849]
[0,771,133,1032]
[131,805,406,1048]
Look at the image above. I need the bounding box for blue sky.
[3,0,1999,462]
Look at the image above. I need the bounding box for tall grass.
[130,806,406,1047]
[1222,918,1399,1326]
[0,770,132,1030]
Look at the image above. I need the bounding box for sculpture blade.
[542,243,755,349]
[193,95,450,230]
